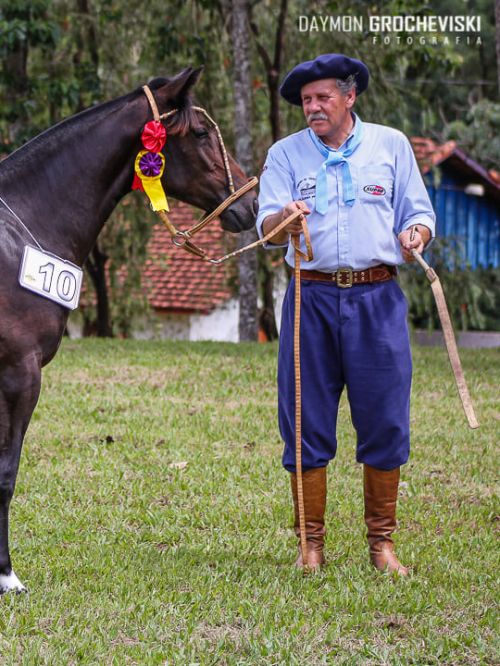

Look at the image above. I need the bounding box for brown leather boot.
[363,464,409,576]
[290,467,327,570]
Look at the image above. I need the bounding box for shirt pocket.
[357,166,394,206]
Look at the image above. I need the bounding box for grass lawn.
[0,339,498,665]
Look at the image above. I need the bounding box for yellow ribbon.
[134,150,169,212]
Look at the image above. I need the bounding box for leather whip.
[411,249,479,429]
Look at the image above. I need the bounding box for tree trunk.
[85,244,113,337]
[259,254,279,341]
[250,0,288,143]
[232,0,258,341]
[249,0,289,340]
[495,0,500,95]
[2,6,29,147]
[74,0,111,336]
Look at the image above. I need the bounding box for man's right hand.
[262,200,311,245]
[281,201,311,233]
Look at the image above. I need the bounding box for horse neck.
[0,97,146,265]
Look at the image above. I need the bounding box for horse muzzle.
[219,188,258,233]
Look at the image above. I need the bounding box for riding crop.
[410,247,479,429]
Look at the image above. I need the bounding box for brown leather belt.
[299,264,397,288]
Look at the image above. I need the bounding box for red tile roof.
[488,169,500,186]
[410,136,500,201]
[142,202,235,314]
[410,137,457,173]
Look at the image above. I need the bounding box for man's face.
[301,78,355,141]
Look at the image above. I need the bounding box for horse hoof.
[0,571,27,595]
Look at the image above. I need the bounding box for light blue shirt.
[256,116,436,271]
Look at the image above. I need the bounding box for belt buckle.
[336,267,353,288]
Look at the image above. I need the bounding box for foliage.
[2,339,498,663]
[399,238,500,331]
[98,194,154,337]
[271,0,473,141]
[443,99,500,171]
[0,0,239,334]
[0,0,61,146]
[1,0,498,333]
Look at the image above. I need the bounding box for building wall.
[133,313,191,340]
[426,171,500,269]
[189,298,239,342]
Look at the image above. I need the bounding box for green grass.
[0,339,498,665]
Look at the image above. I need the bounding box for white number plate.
[18,245,83,310]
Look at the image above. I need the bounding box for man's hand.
[398,225,431,263]
[281,201,311,234]
[262,200,311,245]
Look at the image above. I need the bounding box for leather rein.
[142,85,258,262]
[143,85,315,571]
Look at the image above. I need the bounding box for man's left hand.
[398,226,430,263]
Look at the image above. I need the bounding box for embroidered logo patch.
[297,177,316,201]
[363,184,386,196]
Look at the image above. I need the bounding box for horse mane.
[146,77,198,137]
[0,75,197,173]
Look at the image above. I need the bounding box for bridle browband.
[142,85,258,261]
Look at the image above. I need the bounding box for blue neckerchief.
[308,114,364,214]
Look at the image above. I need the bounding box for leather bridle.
[142,85,258,260]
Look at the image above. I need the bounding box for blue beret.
[280,53,369,106]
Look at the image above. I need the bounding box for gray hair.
[335,74,357,95]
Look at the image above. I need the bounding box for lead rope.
[227,212,313,573]
[226,214,313,572]
[292,233,309,571]
[206,210,313,572]
[141,88,313,566]
[159,206,314,571]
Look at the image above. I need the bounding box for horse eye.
[193,128,209,139]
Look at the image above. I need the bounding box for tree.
[0,0,59,149]
[231,0,258,341]
[251,0,292,340]
[249,0,287,143]
[2,0,498,339]
[496,0,500,93]
[443,100,500,171]
[72,0,114,336]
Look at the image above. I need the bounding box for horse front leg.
[0,354,42,594]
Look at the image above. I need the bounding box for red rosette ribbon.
[141,121,166,152]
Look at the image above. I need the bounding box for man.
[257,53,435,574]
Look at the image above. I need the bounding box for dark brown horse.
[0,67,257,594]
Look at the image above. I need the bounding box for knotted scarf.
[308,114,363,214]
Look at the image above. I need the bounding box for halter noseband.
[141,85,258,260]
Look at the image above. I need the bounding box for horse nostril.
[252,198,259,215]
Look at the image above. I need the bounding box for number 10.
[39,261,77,302]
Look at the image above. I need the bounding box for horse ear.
[168,67,204,101]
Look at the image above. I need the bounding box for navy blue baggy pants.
[278,278,412,472]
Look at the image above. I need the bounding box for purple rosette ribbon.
[139,152,163,177]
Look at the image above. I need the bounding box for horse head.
[143,69,258,233]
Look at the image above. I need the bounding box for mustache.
[307,112,329,122]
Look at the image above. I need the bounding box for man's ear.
[345,88,356,109]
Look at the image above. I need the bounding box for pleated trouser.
[278,278,412,472]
